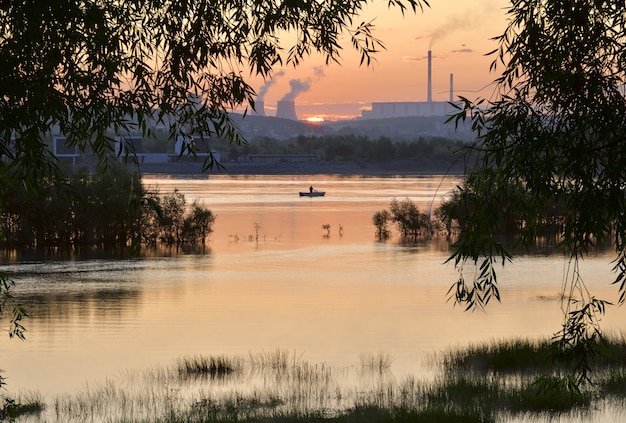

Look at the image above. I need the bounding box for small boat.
[299,191,325,197]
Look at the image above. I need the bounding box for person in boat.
[309,185,314,193]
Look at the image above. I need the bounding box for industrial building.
[361,51,461,119]
[361,100,457,119]
[256,50,462,121]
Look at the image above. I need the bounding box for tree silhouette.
[448,0,626,390]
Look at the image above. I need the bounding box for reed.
[358,352,394,373]
[442,338,557,374]
[597,367,626,396]
[0,391,45,421]
[177,355,241,380]
[247,348,294,370]
[443,335,626,375]
[12,337,626,422]
[594,332,626,368]
[517,375,592,411]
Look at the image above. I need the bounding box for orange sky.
[249,0,510,121]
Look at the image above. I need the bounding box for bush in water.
[0,166,215,249]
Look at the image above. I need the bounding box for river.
[1,174,624,421]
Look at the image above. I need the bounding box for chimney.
[276,100,297,120]
[427,50,432,103]
[449,74,453,103]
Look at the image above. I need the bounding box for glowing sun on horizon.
[306,116,324,123]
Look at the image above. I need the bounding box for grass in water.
[443,334,626,375]
[441,338,557,374]
[9,337,626,422]
[177,355,241,380]
[359,352,394,373]
[0,391,45,421]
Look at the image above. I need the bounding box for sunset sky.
[250,0,510,121]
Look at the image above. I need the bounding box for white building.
[361,101,460,119]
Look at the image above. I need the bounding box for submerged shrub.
[389,198,430,239]
[181,204,216,245]
[0,166,215,249]
[371,199,430,240]
[157,189,187,244]
[0,165,144,248]
[372,210,391,240]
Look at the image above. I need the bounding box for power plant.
[426,50,433,103]
[254,100,265,117]
[361,50,460,119]
[276,100,298,120]
[449,73,454,103]
[252,50,457,121]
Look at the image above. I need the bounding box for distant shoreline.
[137,159,467,177]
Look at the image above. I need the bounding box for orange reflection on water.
[2,175,626,399]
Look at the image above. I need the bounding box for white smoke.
[278,66,325,102]
[256,70,285,101]
[280,78,312,102]
[427,0,502,49]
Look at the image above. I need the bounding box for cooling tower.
[254,100,265,116]
[427,50,432,103]
[276,100,297,120]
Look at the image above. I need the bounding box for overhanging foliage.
[0,0,428,190]
[448,0,626,387]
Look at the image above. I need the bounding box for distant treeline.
[137,130,471,165]
[221,135,468,163]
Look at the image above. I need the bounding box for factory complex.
[257,50,461,121]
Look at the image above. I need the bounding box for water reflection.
[0,243,212,263]
[1,175,625,416]
[19,289,141,321]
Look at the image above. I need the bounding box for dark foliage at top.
[0,0,427,190]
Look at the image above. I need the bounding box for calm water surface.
[1,175,625,415]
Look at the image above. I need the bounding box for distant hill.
[231,114,332,140]
[231,114,474,141]
[326,116,474,141]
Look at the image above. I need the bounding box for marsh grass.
[442,335,626,376]
[0,391,45,421]
[177,355,242,380]
[435,335,626,414]
[11,339,626,422]
[442,338,557,374]
[358,352,394,373]
[247,349,293,370]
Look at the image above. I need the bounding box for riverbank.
[136,158,466,177]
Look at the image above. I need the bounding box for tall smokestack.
[276,100,297,120]
[449,74,453,103]
[427,50,432,103]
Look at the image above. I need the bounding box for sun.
[306,116,324,123]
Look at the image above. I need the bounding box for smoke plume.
[256,70,285,101]
[280,78,312,102]
[313,66,325,79]
[427,0,500,49]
